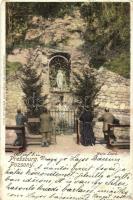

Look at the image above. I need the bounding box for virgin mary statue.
[56,70,65,90]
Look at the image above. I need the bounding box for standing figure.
[79,109,95,146]
[98,108,119,146]
[14,109,26,146]
[56,70,65,90]
[40,108,53,147]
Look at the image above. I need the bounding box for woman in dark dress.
[79,109,95,146]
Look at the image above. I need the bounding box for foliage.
[20,61,47,118]
[6,61,22,76]
[6,3,31,52]
[73,68,102,116]
[80,2,130,73]
[103,53,130,78]
[31,2,81,18]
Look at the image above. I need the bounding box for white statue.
[56,70,65,90]
[58,102,68,119]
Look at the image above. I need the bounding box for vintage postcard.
[0,1,133,200]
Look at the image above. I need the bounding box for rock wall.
[6,14,130,139]
[25,11,86,50]
[6,80,25,125]
[94,68,130,139]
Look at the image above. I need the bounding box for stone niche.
[48,52,71,92]
[40,50,75,112]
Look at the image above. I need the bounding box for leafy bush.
[103,53,130,78]
[80,2,130,76]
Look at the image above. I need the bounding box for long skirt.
[80,123,95,146]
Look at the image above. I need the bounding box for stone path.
[26,134,129,155]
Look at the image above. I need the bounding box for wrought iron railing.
[50,110,76,134]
